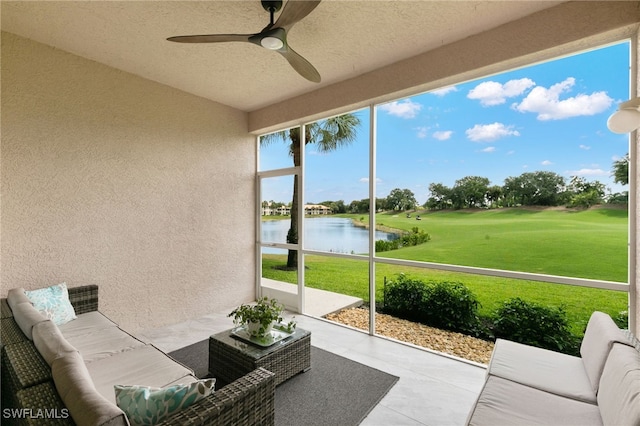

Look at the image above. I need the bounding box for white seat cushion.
[85,345,193,404]
[466,376,603,426]
[58,311,118,337]
[488,339,595,403]
[63,325,146,363]
[52,351,128,426]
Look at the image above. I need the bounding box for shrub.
[421,281,480,334]
[375,227,430,253]
[492,298,579,354]
[375,239,400,252]
[383,275,481,335]
[614,310,629,329]
[382,274,427,322]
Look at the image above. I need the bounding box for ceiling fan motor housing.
[262,0,283,13]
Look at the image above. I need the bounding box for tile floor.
[138,311,486,426]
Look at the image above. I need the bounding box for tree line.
[267,154,629,215]
[337,155,628,213]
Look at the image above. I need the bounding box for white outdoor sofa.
[465,311,640,425]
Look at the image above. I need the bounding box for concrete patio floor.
[139,310,486,425]
[261,278,363,317]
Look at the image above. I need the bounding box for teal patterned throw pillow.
[25,283,77,325]
[114,379,216,425]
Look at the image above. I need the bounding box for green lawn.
[354,207,628,282]
[262,206,629,337]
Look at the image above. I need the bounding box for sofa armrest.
[2,341,52,390]
[68,285,99,315]
[157,367,276,426]
[1,299,13,318]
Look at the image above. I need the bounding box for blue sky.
[261,42,630,205]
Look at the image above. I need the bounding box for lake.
[261,217,398,254]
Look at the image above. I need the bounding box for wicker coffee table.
[209,326,311,386]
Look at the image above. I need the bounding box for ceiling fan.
[167,0,322,83]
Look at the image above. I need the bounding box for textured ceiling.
[1,1,565,112]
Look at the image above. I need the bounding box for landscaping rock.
[326,307,494,364]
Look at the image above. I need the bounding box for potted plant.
[229,297,295,338]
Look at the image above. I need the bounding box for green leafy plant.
[382,274,428,322]
[383,274,481,335]
[492,297,578,354]
[421,281,480,334]
[228,297,294,337]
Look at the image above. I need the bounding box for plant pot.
[247,321,273,338]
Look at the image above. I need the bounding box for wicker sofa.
[1,284,275,426]
[465,311,640,425]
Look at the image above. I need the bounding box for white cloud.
[541,160,553,166]
[432,130,453,140]
[378,99,422,119]
[579,144,591,150]
[513,77,613,120]
[507,150,516,155]
[416,126,429,138]
[481,147,496,153]
[431,86,458,97]
[467,78,535,106]
[568,168,608,176]
[360,177,382,183]
[466,122,520,142]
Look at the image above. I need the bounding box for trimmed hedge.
[382,274,582,355]
[383,274,480,334]
[492,297,579,355]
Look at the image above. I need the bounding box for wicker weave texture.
[1,299,13,318]
[3,341,52,389]
[209,334,311,386]
[156,367,276,426]
[1,318,29,347]
[14,382,73,426]
[67,285,98,315]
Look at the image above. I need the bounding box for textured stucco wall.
[1,32,256,332]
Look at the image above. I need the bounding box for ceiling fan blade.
[167,34,252,43]
[274,1,322,30]
[278,45,321,83]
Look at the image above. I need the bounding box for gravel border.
[326,307,494,364]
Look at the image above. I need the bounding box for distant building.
[305,204,332,215]
[262,202,331,216]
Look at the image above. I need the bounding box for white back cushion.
[597,343,640,426]
[580,311,630,393]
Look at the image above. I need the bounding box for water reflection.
[261,217,397,254]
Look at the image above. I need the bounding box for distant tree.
[319,200,346,214]
[503,171,566,206]
[486,185,504,207]
[612,153,629,185]
[425,183,453,210]
[386,188,418,211]
[452,176,490,208]
[567,176,605,208]
[261,114,361,268]
[349,198,370,213]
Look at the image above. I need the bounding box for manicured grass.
[262,206,629,337]
[347,207,628,282]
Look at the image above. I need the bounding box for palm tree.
[261,113,361,268]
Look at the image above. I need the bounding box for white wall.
[1,32,256,332]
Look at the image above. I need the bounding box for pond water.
[261,217,398,254]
